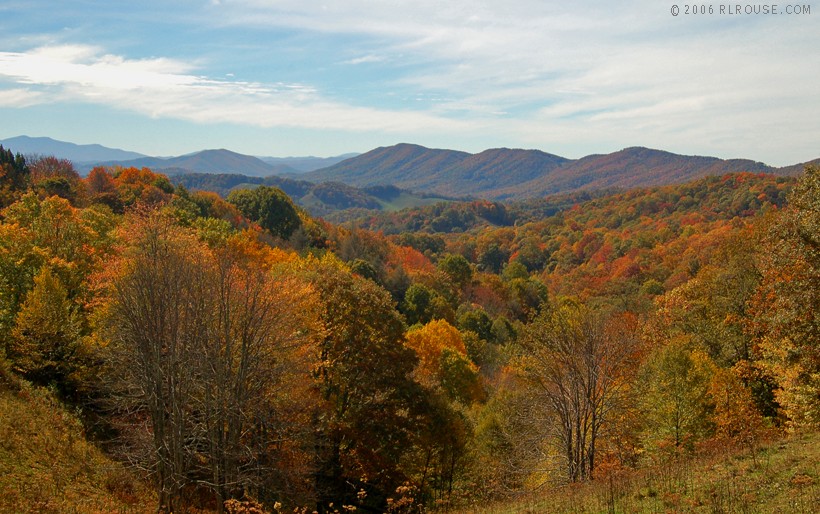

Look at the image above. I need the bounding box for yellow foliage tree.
[406,319,468,383]
[8,266,81,390]
[751,165,820,428]
[405,319,482,403]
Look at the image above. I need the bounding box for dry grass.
[0,370,155,513]
[451,432,820,514]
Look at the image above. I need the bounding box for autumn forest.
[0,145,818,513]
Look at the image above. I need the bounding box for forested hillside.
[1,145,818,513]
[303,144,808,200]
[172,172,453,219]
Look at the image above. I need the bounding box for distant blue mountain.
[0,136,359,176]
[259,153,360,173]
[0,135,148,163]
[101,149,293,177]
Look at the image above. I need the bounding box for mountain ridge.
[2,136,815,201]
[0,136,358,176]
[95,148,295,177]
[304,144,809,200]
[0,135,148,163]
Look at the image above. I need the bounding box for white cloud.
[0,44,467,134]
[0,87,44,107]
[342,54,386,65]
[2,0,818,164]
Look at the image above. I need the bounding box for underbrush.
[454,433,820,514]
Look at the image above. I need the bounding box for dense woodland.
[0,144,818,513]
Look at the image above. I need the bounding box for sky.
[0,1,817,165]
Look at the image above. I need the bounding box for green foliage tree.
[401,282,454,326]
[227,186,301,240]
[639,339,716,452]
[457,306,494,344]
[501,261,529,281]
[477,242,508,273]
[438,253,473,290]
[0,145,30,208]
[349,257,382,284]
[507,277,549,320]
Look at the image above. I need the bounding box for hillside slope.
[495,147,775,198]
[304,143,471,187]
[457,431,820,514]
[172,172,453,218]
[0,369,154,513]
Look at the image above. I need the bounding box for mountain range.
[0,136,354,176]
[303,144,815,200]
[0,135,148,163]
[2,136,816,201]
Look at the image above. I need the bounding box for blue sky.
[0,0,817,164]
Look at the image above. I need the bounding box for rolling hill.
[493,147,776,198]
[303,144,810,200]
[304,143,471,188]
[172,172,453,219]
[0,136,357,176]
[259,153,360,172]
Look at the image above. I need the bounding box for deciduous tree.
[751,165,820,428]
[227,186,301,240]
[639,339,716,452]
[306,261,422,511]
[8,267,81,391]
[517,302,641,482]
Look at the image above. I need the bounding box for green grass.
[0,366,155,513]
[375,192,450,211]
[454,433,820,514]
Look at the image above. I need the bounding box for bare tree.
[517,301,641,482]
[99,210,320,512]
[196,243,320,511]
[101,211,210,512]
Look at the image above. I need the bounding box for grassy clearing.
[455,433,820,514]
[375,192,450,212]
[0,367,155,514]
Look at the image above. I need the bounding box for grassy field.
[0,365,155,514]
[455,432,819,514]
[374,191,450,211]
